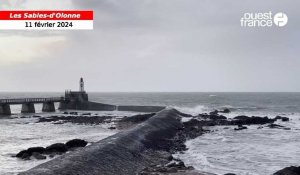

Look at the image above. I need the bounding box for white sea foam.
[177,113,300,175]
[0,112,122,174]
[171,105,208,116]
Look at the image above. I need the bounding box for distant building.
[63,78,88,103]
[80,77,85,92]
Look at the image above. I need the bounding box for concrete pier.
[42,102,55,112]
[21,103,35,113]
[0,104,11,115]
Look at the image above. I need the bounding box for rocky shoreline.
[16,108,298,175]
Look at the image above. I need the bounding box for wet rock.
[27,147,46,154]
[63,112,69,114]
[32,115,41,118]
[167,155,173,161]
[82,113,91,115]
[219,108,231,113]
[37,115,112,125]
[16,150,28,158]
[16,147,46,159]
[224,173,237,175]
[267,124,285,129]
[140,159,193,175]
[234,125,248,131]
[69,112,78,115]
[273,166,300,175]
[16,139,89,161]
[49,153,56,158]
[234,115,250,120]
[65,139,88,148]
[108,126,116,130]
[45,143,68,153]
[31,152,46,160]
[233,116,275,125]
[21,153,31,160]
[199,113,227,120]
[275,116,289,122]
[209,110,219,115]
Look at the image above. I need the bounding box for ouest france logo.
[240,12,288,27]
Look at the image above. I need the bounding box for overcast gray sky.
[0,0,299,92]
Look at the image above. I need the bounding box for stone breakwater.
[19,108,298,175]
[20,109,195,175]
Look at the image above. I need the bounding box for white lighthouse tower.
[80,77,85,92]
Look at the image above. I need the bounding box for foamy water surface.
[176,112,300,175]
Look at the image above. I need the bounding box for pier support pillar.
[0,104,11,115]
[42,102,55,112]
[21,103,35,113]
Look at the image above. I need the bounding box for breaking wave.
[170,105,208,116]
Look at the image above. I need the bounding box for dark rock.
[37,115,112,125]
[82,113,91,115]
[27,147,46,154]
[282,117,289,122]
[32,115,41,118]
[267,124,285,129]
[233,116,275,125]
[273,166,300,175]
[21,153,31,160]
[45,143,68,153]
[234,125,248,131]
[224,173,237,175]
[108,126,116,130]
[275,116,289,122]
[183,119,202,127]
[16,150,28,158]
[49,153,56,158]
[209,110,219,115]
[16,147,46,159]
[167,155,173,161]
[65,139,88,148]
[31,152,46,160]
[199,113,227,120]
[234,115,250,120]
[219,108,231,113]
[209,114,227,120]
[69,112,78,115]
[63,112,69,114]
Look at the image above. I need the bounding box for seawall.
[20,108,182,175]
[59,101,165,112]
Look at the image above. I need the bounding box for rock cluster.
[139,158,194,175]
[15,139,87,160]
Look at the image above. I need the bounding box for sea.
[0,92,300,175]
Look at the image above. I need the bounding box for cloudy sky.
[0,0,299,92]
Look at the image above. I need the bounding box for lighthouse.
[80,77,85,92]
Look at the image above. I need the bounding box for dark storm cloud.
[0,0,299,92]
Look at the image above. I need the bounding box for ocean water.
[1,92,300,175]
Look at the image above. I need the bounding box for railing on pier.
[0,97,65,104]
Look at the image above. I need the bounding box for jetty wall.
[20,109,182,175]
